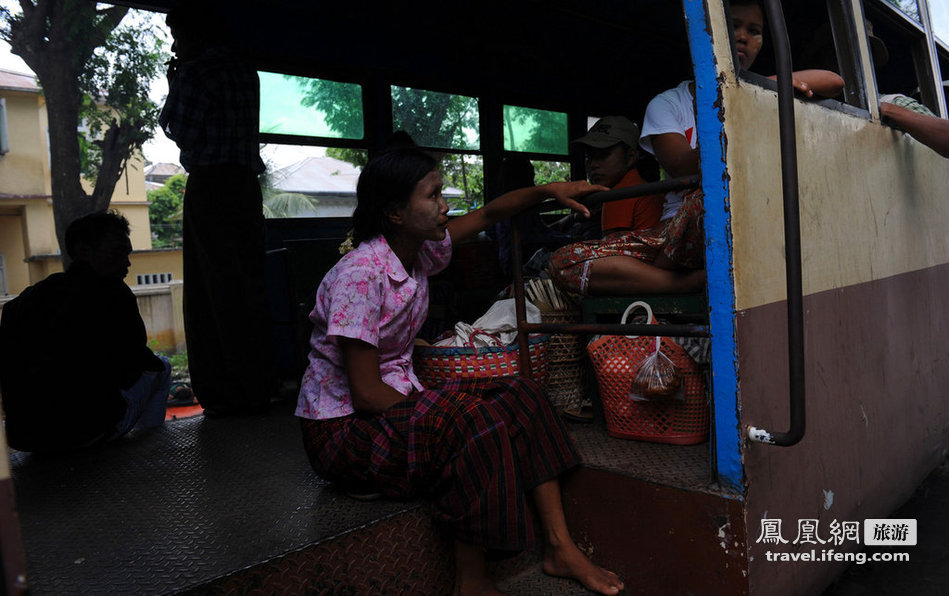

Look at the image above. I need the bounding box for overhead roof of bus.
[119,0,693,122]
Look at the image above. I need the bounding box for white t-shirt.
[640,80,697,220]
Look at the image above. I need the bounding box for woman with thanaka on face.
[295,145,623,595]
[548,0,844,297]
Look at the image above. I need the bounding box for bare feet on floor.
[543,540,624,595]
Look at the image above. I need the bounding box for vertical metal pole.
[510,222,531,376]
[748,0,806,446]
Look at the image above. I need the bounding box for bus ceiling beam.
[747,0,806,447]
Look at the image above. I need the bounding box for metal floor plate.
[8,402,420,595]
[8,402,719,594]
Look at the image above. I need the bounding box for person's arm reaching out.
[768,69,844,99]
[446,180,606,244]
[880,101,949,158]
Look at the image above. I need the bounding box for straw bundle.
[524,278,573,313]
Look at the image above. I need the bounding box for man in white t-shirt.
[639,80,698,220]
[638,0,844,219]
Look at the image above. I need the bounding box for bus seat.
[580,293,707,324]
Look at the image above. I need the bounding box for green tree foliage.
[295,77,363,139]
[1,1,167,261]
[146,173,186,247]
[441,154,484,212]
[531,160,572,185]
[502,105,568,154]
[291,79,573,213]
[326,147,368,168]
[390,86,478,150]
[79,24,167,180]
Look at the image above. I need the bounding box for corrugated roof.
[0,67,39,93]
[270,155,463,197]
[144,162,185,179]
[270,155,360,195]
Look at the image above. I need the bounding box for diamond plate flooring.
[8,400,715,594]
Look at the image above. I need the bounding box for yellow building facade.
[0,67,183,297]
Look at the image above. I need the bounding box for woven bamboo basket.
[540,309,586,412]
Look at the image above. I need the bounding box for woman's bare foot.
[542,540,624,595]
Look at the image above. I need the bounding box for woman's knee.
[484,376,550,415]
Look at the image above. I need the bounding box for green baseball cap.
[570,116,640,150]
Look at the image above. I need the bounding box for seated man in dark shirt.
[0,211,170,452]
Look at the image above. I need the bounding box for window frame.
[867,0,948,116]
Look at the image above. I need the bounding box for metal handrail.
[747,0,806,446]
[525,175,700,216]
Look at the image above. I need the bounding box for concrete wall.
[132,281,186,354]
[0,280,186,355]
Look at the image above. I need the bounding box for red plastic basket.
[586,302,708,444]
[413,334,549,388]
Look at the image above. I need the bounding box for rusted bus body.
[694,2,949,593]
[728,90,949,593]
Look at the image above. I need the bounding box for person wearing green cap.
[547,116,704,296]
[569,116,664,235]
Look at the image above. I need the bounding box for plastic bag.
[629,336,684,402]
[433,299,541,348]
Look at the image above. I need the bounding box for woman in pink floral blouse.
[296,146,623,595]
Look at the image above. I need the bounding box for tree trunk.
[7,0,129,264]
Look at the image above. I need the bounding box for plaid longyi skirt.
[300,376,579,551]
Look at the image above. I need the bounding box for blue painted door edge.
[682,0,743,492]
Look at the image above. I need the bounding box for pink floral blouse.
[295,233,452,420]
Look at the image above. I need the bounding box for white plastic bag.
[434,299,541,348]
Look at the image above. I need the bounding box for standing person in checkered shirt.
[159,0,275,417]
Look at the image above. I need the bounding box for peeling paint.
[683,0,742,492]
[823,489,834,510]
[748,426,774,444]
[718,521,731,551]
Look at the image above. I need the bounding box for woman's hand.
[448,180,606,244]
[538,180,608,219]
[340,337,409,415]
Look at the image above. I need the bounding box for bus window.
[731,0,855,107]
[259,72,364,139]
[884,0,922,23]
[866,0,941,113]
[440,153,484,214]
[390,85,479,151]
[502,105,568,155]
[932,1,949,46]
[258,145,367,219]
[530,159,571,185]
